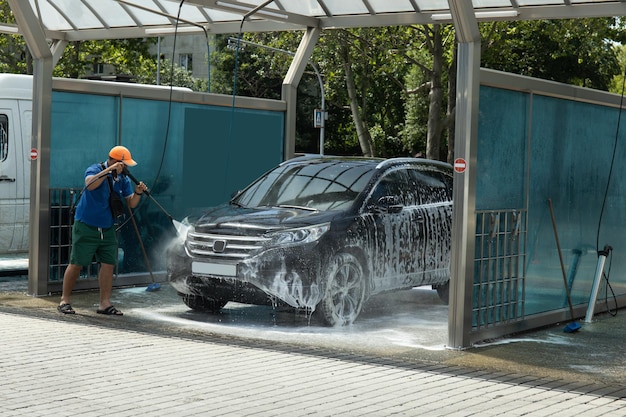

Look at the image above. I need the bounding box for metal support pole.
[282,27,320,160]
[447,0,481,349]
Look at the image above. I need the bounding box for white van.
[0,74,32,255]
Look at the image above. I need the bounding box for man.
[57,145,148,315]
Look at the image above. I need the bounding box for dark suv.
[167,155,453,326]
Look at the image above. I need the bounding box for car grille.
[186,223,274,261]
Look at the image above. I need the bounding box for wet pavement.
[1,272,625,389]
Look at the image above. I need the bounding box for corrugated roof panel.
[47,0,102,30]
[516,0,564,5]
[280,0,326,17]
[83,0,139,28]
[158,1,209,22]
[28,0,72,31]
[10,0,626,40]
[414,0,452,12]
[115,1,180,26]
[323,0,370,16]
[368,0,417,14]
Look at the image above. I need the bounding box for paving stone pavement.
[2,311,626,417]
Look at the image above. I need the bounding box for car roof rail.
[376,157,452,171]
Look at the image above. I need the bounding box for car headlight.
[266,223,330,246]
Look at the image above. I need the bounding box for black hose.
[123,167,174,222]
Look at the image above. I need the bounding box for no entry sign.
[454,157,466,173]
[30,148,38,161]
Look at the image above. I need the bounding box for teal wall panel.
[476,87,528,210]
[50,92,119,188]
[182,106,284,209]
[476,86,626,319]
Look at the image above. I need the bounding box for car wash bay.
[9,1,626,349]
[37,67,626,349]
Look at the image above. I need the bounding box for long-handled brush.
[547,198,581,333]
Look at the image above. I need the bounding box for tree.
[481,18,625,90]
[148,58,207,91]
[318,28,413,157]
[54,39,158,82]
[399,25,456,161]
[609,43,626,94]
[0,1,31,74]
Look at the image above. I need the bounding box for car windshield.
[233,160,376,211]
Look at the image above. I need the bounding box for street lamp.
[228,37,326,155]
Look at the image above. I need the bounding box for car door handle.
[0,175,16,182]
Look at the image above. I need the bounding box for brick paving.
[2,311,625,416]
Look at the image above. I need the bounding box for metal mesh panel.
[473,210,527,329]
[49,188,98,282]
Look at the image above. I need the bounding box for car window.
[0,114,8,162]
[408,168,452,204]
[368,169,412,206]
[235,161,376,211]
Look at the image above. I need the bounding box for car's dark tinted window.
[409,168,452,204]
[235,160,376,211]
[369,169,411,206]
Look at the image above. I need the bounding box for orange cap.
[109,145,137,166]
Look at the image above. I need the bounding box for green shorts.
[69,221,118,266]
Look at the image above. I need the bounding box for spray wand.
[123,167,175,223]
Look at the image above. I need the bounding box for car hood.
[193,204,340,230]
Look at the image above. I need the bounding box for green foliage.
[318,27,420,157]
[609,44,626,94]
[481,18,624,90]
[148,58,208,91]
[54,39,158,81]
[210,33,298,98]
[0,2,30,74]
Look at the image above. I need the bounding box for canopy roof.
[3,0,626,40]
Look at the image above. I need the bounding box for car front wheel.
[182,293,228,313]
[318,253,367,326]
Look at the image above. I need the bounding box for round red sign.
[454,158,466,173]
[30,148,38,161]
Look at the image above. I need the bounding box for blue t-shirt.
[75,162,134,228]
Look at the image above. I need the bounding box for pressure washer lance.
[123,167,175,224]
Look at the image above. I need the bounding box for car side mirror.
[368,196,402,214]
[376,196,395,206]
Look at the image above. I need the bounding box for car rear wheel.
[435,281,450,304]
[318,253,367,326]
[182,294,228,313]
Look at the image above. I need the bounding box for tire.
[435,281,450,304]
[318,253,367,326]
[182,293,228,313]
